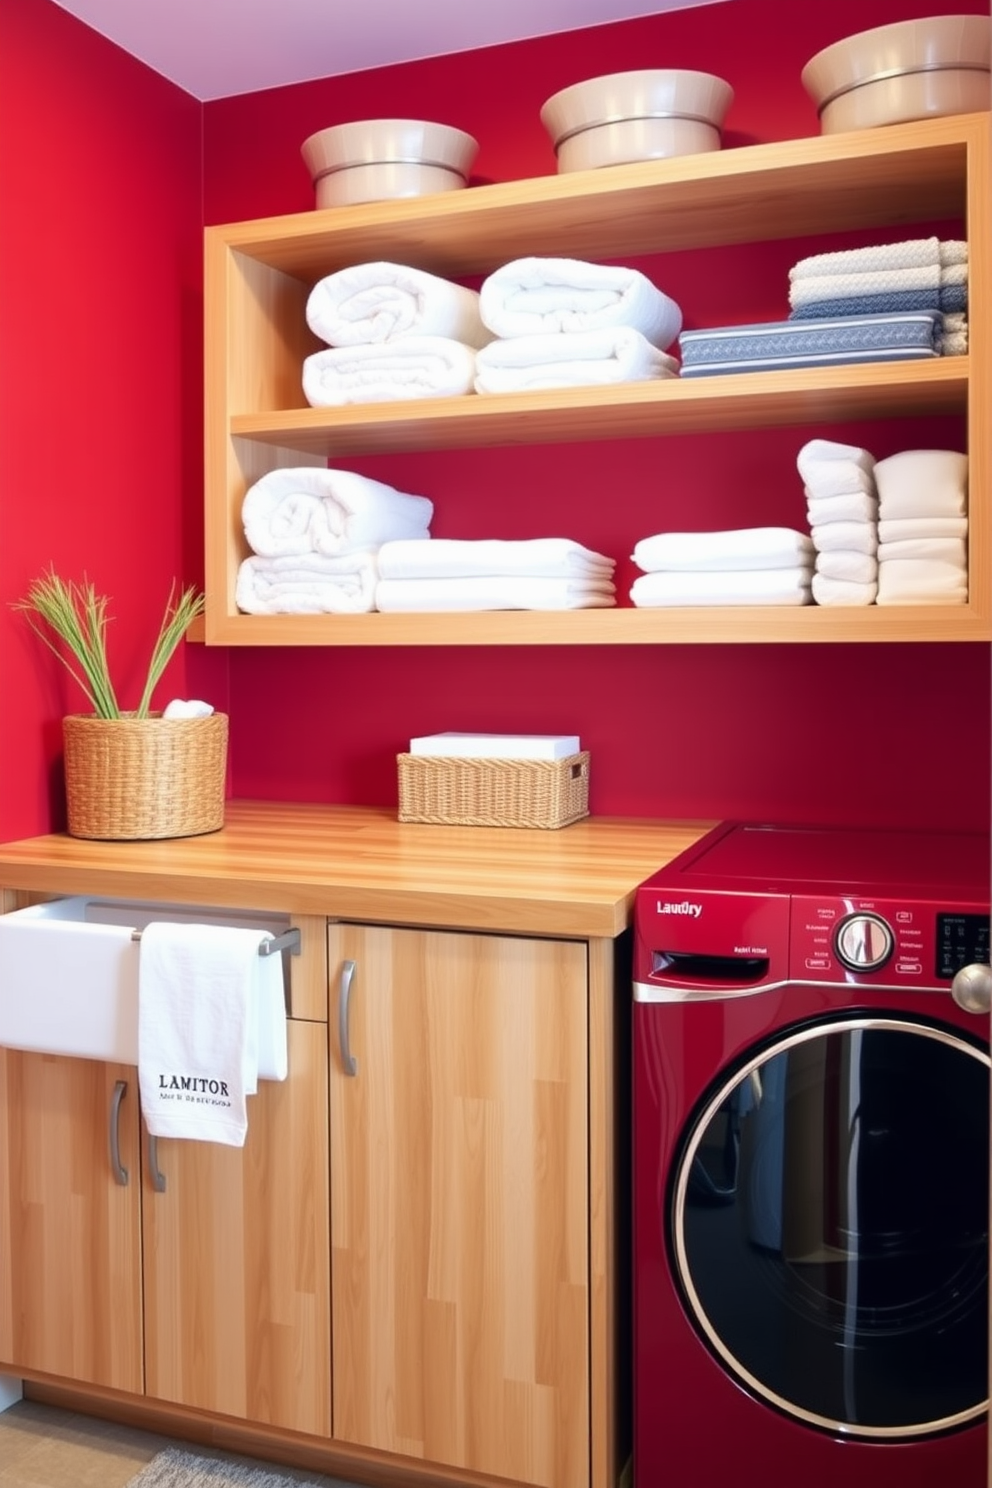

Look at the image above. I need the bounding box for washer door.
[670,1014,989,1439]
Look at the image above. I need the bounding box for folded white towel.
[305,261,491,350]
[940,240,969,267]
[944,312,968,334]
[811,574,878,607]
[789,237,941,281]
[236,550,380,614]
[632,527,814,573]
[878,537,967,567]
[474,327,679,393]
[876,560,969,605]
[806,491,878,526]
[877,516,969,542]
[943,332,968,356]
[874,449,968,519]
[302,336,477,405]
[814,550,878,584]
[479,257,683,349]
[630,568,812,607]
[810,521,878,555]
[242,467,432,558]
[377,537,614,580]
[797,439,876,492]
[374,576,616,611]
[138,923,287,1148]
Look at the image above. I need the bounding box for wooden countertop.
[0,800,714,937]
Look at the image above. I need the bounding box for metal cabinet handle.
[109,1079,128,1186]
[148,1132,167,1192]
[339,959,358,1076]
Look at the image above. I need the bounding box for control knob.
[951,963,992,1016]
[834,913,894,972]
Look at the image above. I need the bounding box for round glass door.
[670,1015,989,1439]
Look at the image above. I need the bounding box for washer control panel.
[792,896,990,988]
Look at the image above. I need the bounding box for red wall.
[0,0,224,841]
[205,0,990,832]
[0,0,987,841]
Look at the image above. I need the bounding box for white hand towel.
[242,467,432,558]
[876,560,969,605]
[874,449,968,519]
[810,521,878,555]
[814,550,878,584]
[302,336,478,405]
[374,576,616,611]
[377,537,615,580]
[811,574,878,606]
[632,527,813,573]
[943,331,968,356]
[305,261,491,349]
[797,438,875,481]
[629,568,812,607]
[878,537,967,567]
[479,257,683,348]
[138,923,287,1148]
[940,240,969,267]
[802,465,877,500]
[474,328,679,392]
[877,516,969,542]
[236,550,380,614]
[789,237,941,281]
[806,491,878,526]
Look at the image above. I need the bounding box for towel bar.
[130,925,301,957]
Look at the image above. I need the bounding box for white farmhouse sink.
[0,897,291,1073]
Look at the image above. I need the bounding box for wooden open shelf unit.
[203,110,990,647]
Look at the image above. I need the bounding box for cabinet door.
[329,923,590,1488]
[142,1019,331,1434]
[0,1051,143,1391]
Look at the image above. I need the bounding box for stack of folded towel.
[629,528,815,606]
[235,466,433,614]
[788,236,968,356]
[874,449,969,606]
[797,439,879,607]
[302,260,490,405]
[474,257,682,393]
[374,538,616,611]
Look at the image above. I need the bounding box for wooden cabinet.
[204,110,989,648]
[327,921,595,1487]
[0,1053,143,1392]
[143,1016,331,1435]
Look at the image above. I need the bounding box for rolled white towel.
[632,527,813,573]
[878,536,967,567]
[305,261,491,350]
[876,560,968,605]
[474,327,678,393]
[874,449,967,519]
[374,576,616,611]
[479,257,682,349]
[810,521,878,555]
[302,336,478,406]
[811,574,878,607]
[236,551,380,615]
[877,516,969,542]
[242,467,433,558]
[814,550,878,584]
[378,537,614,580]
[806,491,878,526]
[629,568,812,607]
[789,238,941,281]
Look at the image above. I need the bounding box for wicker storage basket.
[397,751,590,829]
[62,712,228,841]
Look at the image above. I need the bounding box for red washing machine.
[633,820,991,1488]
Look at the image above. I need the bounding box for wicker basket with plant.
[13,569,227,841]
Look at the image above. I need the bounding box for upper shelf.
[212,114,977,283]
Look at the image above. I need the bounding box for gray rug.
[125,1444,363,1488]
